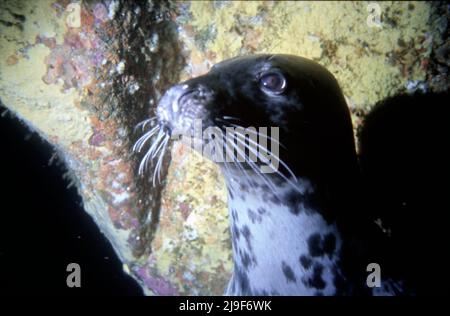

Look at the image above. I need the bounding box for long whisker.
[222,116,242,122]
[138,148,153,175]
[220,124,279,190]
[234,132,300,192]
[135,127,159,153]
[232,132,276,187]
[147,129,165,156]
[151,133,168,159]
[153,134,170,186]
[218,118,298,189]
[234,130,299,186]
[134,117,158,132]
[138,146,154,175]
[138,129,164,175]
[228,137,278,193]
[220,160,237,198]
[133,125,160,152]
[216,118,286,150]
[220,133,252,190]
[157,136,170,181]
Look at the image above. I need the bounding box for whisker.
[151,133,168,159]
[134,117,158,132]
[220,134,252,190]
[221,116,242,122]
[138,130,164,175]
[135,128,159,153]
[134,117,171,185]
[221,160,238,198]
[147,129,165,155]
[138,147,153,175]
[234,130,299,185]
[216,118,286,150]
[153,134,170,186]
[157,139,170,182]
[233,131,300,191]
[218,118,298,186]
[228,138,278,193]
[233,133,273,188]
[133,125,160,152]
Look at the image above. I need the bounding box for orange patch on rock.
[6,54,19,66]
[244,29,262,52]
[86,147,102,160]
[108,205,123,229]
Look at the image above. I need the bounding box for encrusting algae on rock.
[179,1,433,108]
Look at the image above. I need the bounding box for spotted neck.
[221,170,349,296]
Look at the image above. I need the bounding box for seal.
[134,54,401,295]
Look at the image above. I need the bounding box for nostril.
[160,123,172,136]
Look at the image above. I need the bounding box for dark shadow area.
[0,106,143,296]
[112,1,184,256]
[359,91,450,295]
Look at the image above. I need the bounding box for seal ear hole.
[259,72,287,95]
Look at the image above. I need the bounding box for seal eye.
[259,72,286,94]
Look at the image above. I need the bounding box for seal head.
[156,54,358,188]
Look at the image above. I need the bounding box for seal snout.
[155,84,187,127]
[156,82,214,136]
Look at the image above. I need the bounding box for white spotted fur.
[222,168,343,295]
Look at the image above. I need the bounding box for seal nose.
[156,84,189,123]
[156,79,215,137]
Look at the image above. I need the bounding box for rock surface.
[0,0,448,295]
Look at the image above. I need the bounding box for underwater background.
[0,1,449,295]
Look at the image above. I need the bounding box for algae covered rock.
[0,0,447,295]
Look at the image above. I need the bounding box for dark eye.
[259,72,286,94]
